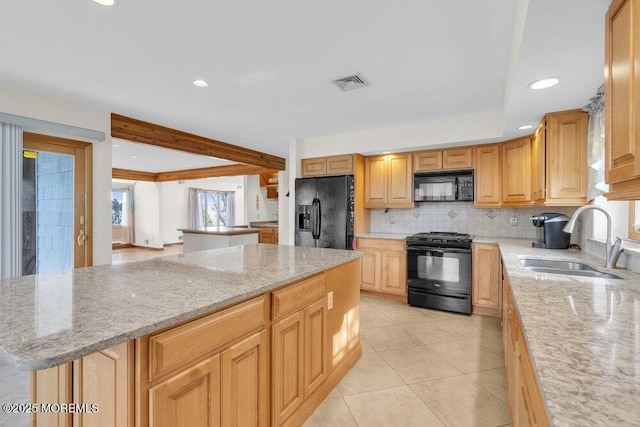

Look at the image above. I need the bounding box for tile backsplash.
[370,202,579,240]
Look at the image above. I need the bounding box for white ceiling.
[0,0,610,171]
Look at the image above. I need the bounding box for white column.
[0,123,23,278]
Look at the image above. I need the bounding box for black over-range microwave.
[413,170,474,202]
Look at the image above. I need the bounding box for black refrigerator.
[295,175,355,250]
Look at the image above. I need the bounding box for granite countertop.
[355,232,410,240]
[178,226,260,235]
[485,238,640,426]
[0,244,361,371]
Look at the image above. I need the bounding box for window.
[190,188,235,228]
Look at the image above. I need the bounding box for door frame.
[23,132,93,268]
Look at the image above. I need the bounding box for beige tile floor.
[304,295,512,427]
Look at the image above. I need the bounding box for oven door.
[407,246,472,295]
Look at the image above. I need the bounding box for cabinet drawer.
[356,238,405,252]
[149,295,266,381]
[259,227,276,235]
[272,275,326,321]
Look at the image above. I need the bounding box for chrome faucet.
[563,205,624,268]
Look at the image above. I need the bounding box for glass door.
[22,133,92,275]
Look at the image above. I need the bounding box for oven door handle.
[406,246,471,254]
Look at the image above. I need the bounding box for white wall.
[130,176,245,247]
[161,177,245,244]
[0,84,112,266]
[245,175,278,222]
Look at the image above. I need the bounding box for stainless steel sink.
[520,258,596,271]
[519,258,622,280]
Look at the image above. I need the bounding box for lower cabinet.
[259,227,278,244]
[356,238,407,296]
[30,260,362,427]
[503,268,549,426]
[472,243,502,316]
[272,279,328,425]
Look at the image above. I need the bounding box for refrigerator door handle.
[311,197,320,239]
[315,197,322,239]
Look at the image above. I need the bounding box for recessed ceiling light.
[93,0,115,6]
[382,151,391,154]
[528,77,560,90]
[131,156,137,159]
[517,125,534,130]
[113,144,120,147]
[193,79,208,87]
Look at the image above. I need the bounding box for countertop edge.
[5,253,362,371]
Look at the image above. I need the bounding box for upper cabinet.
[259,172,279,200]
[301,154,356,177]
[474,144,501,207]
[544,110,588,205]
[531,123,546,203]
[364,153,414,208]
[604,0,640,199]
[414,147,473,172]
[501,136,533,206]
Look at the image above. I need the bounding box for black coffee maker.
[530,213,571,249]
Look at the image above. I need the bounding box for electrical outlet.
[327,291,334,310]
[389,215,396,224]
[510,217,518,226]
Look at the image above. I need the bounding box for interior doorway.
[22,132,93,275]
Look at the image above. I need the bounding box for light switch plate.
[510,217,518,226]
[327,291,334,310]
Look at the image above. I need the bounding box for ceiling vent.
[331,73,369,91]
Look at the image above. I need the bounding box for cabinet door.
[303,298,328,397]
[221,330,269,427]
[502,137,532,205]
[546,110,588,204]
[73,342,133,427]
[413,150,443,172]
[472,244,501,315]
[326,155,354,175]
[387,154,413,206]
[532,123,546,202]
[443,147,473,170]
[32,364,72,427]
[359,249,381,291]
[301,158,327,177]
[364,156,388,207]
[272,312,304,425]
[474,144,501,207]
[605,0,640,185]
[149,356,221,427]
[380,250,407,295]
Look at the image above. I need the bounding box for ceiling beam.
[112,165,278,182]
[111,113,286,171]
[155,165,277,182]
[112,168,157,181]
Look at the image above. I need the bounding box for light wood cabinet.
[356,238,407,296]
[259,226,278,244]
[605,0,640,199]
[501,136,533,206]
[272,275,328,426]
[150,356,221,427]
[73,342,134,427]
[364,153,413,208]
[503,268,549,426]
[474,144,501,207]
[301,154,356,177]
[545,110,588,205]
[260,172,279,200]
[414,147,473,172]
[472,244,501,317]
[221,330,269,427]
[32,364,72,427]
[532,123,546,203]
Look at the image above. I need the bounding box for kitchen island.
[477,238,640,426]
[178,226,260,253]
[0,244,362,426]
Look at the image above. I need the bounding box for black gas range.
[406,232,473,315]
